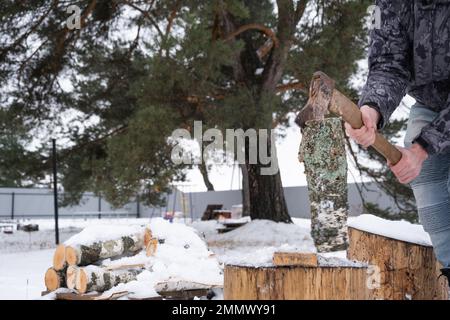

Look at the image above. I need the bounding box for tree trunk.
[245,134,291,223]
[299,117,348,252]
[239,163,250,216]
[198,162,214,191]
[65,229,151,266]
[76,265,143,294]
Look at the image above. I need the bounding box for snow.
[64,224,145,246]
[0,249,53,300]
[0,214,432,300]
[348,214,432,247]
[201,219,316,267]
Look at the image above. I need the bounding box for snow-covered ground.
[0,215,432,300]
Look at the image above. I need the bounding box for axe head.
[295,71,335,129]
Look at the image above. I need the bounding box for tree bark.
[224,264,369,300]
[65,229,151,266]
[245,134,291,223]
[239,163,250,216]
[299,117,348,252]
[198,162,215,191]
[76,265,143,294]
[348,227,449,300]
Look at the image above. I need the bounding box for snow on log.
[65,228,152,266]
[45,267,66,291]
[348,226,448,300]
[299,117,348,252]
[224,264,369,300]
[76,265,144,294]
[53,244,67,271]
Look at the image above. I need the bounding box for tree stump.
[347,227,448,300]
[299,117,348,252]
[224,264,369,300]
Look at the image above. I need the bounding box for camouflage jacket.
[359,0,450,155]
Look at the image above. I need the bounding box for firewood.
[273,252,318,267]
[146,237,158,257]
[53,244,67,271]
[299,117,348,252]
[66,265,79,290]
[76,265,144,294]
[65,228,152,266]
[45,267,66,291]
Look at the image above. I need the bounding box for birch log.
[299,117,348,252]
[66,265,79,290]
[76,265,143,294]
[53,244,67,270]
[65,229,152,266]
[45,267,66,291]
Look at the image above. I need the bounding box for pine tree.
[0,1,370,220]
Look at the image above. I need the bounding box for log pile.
[45,228,156,295]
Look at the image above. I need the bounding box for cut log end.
[66,266,79,290]
[144,228,153,247]
[65,246,79,266]
[53,244,66,270]
[146,238,158,257]
[45,268,62,291]
[76,268,88,294]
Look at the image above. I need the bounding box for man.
[346,0,450,283]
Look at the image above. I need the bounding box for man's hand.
[388,144,428,184]
[345,105,381,148]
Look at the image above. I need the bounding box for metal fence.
[0,182,399,220]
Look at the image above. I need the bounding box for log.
[347,227,449,300]
[299,117,348,252]
[65,229,151,266]
[53,244,67,271]
[76,265,144,294]
[273,252,318,267]
[224,264,369,300]
[45,267,66,291]
[146,237,158,257]
[66,265,79,290]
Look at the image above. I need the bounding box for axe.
[296,71,402,165]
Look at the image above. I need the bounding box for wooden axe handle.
[331,90,402,165]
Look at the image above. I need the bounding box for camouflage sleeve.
[415,104,450,155]
[358,0,412,129]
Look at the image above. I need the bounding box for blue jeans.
[404,103,450,268]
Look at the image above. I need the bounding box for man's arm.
[415,104,450,155]
[359,0,412,128]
